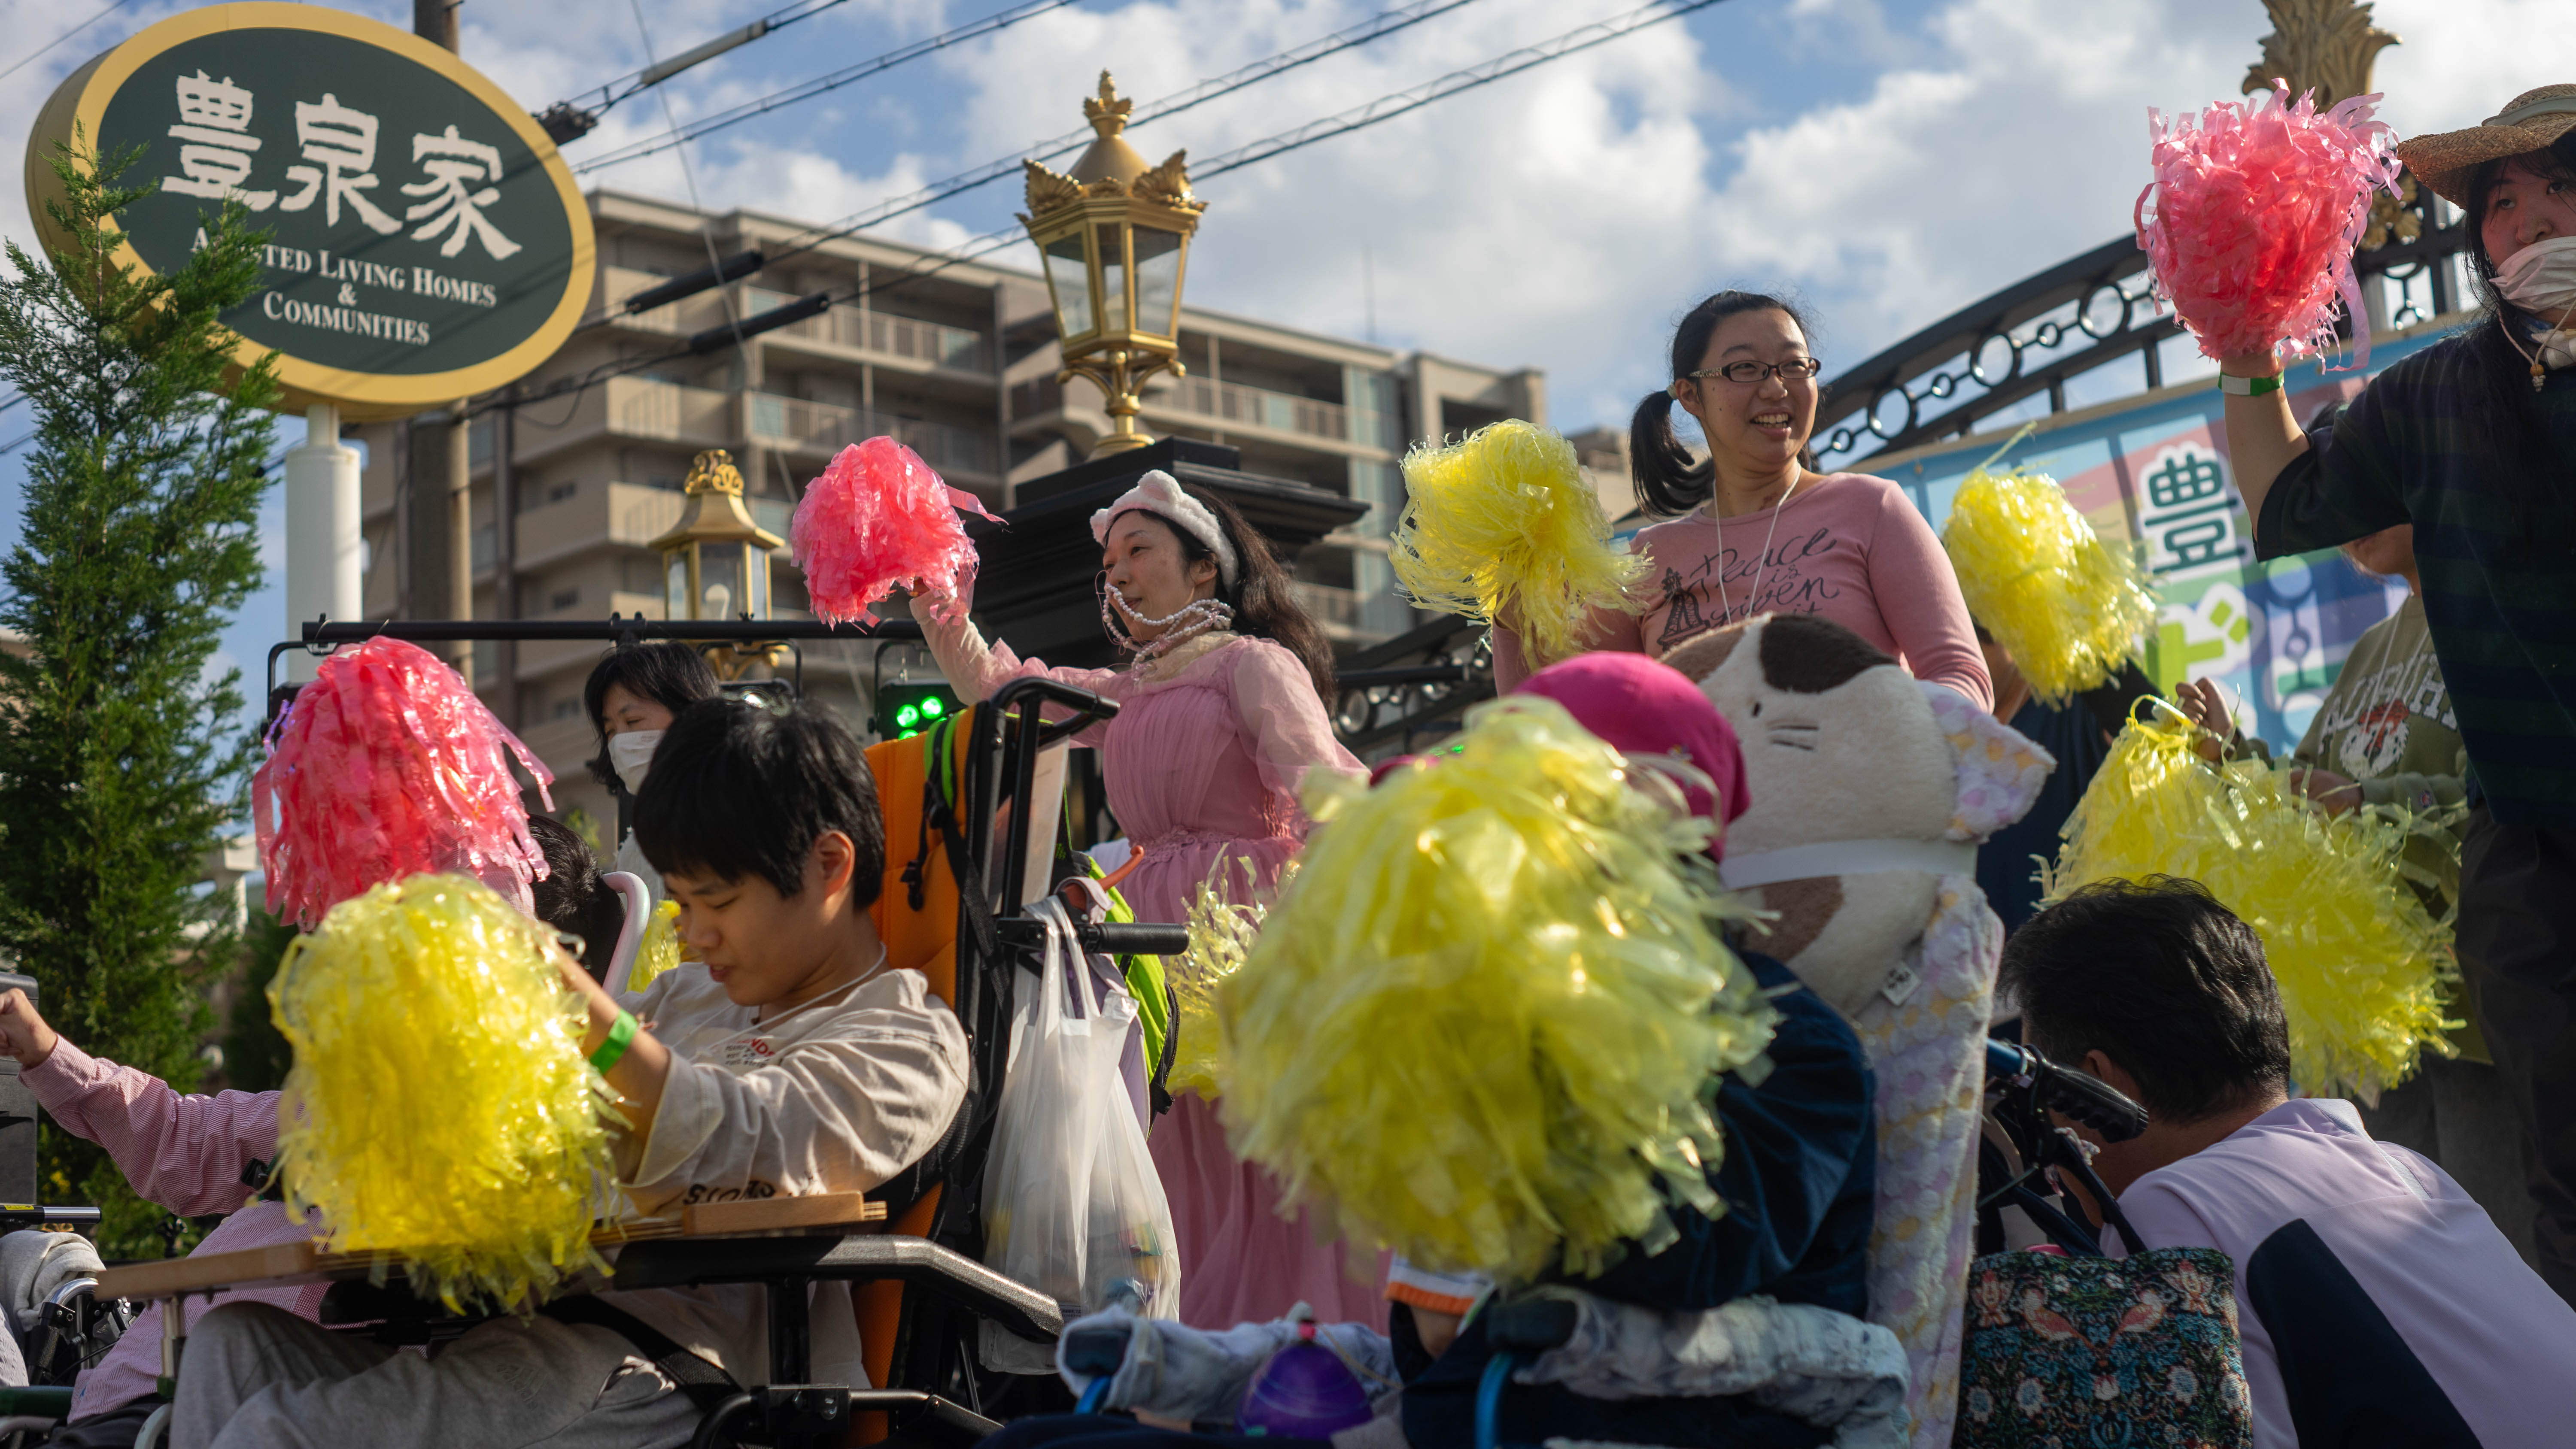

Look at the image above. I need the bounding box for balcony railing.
[1162,377,1349,444]
[743,288,992,373]
[744,392,999,478]
[615,378,734,448]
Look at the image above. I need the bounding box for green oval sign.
[28,3,595,417]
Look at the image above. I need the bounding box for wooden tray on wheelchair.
[94,1193,888,1301]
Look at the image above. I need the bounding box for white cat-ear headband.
[1090,471,1239,589]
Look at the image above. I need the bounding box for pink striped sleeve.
[24,1041,276,1219]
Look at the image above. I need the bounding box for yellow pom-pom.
[2042,711,2455,1102]
[1392,420,1648,668]
[270,875,614,1309]
[1940,465,2157,704]
[1168,871,1264,1103]
[1219,698,1775,1283]
[626,899,683,997]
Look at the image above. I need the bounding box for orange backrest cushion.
[850,713,971,1441]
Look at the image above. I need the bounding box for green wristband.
[2218,371,2283,397]
[589,1010,638,1075]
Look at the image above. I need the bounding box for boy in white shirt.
[173,698,971,1449]
[2002,876,2576,1449]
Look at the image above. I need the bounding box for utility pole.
[492,390,519,729]
[407,0,476,684]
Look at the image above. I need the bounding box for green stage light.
[875,681,963,741]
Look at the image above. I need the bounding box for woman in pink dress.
[915,469,1382,1330]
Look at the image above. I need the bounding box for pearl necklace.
[1100,585,1235,673]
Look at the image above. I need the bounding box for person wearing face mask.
[2215,85,2576,1309]
[583,642,723,908]
[911,470,1379,1330]
[1488,291,1992,711]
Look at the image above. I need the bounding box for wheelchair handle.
[0,1206,100,1230]
[1088,923,1188,957]
[1986,1041,2148,1143]
[995,919,1190,961]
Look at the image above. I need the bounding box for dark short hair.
[526,814,624,980]
[632,698,885,905]
[583,642,722,791]
[1999,876,2290,1122]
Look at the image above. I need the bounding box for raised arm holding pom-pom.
[2215,349,2309,523]
[2195,90,2576,1309]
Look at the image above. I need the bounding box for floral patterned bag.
[1953,1246,2253,1448]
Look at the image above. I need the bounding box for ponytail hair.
[1630,290,1823,518]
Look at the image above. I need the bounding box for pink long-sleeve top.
[24,1041,322,1422]
[920,624,1363,928]
[1492,472,1993,709]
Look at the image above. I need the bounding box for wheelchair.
[328,676,1183,1449]
[23,675,1181,1449]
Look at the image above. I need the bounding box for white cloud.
[0,0,2548,443]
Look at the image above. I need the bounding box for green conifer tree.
[0,136,278,1256]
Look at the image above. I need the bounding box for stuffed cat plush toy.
[1662,613,2053,1449]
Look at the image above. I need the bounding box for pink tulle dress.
[919,619,1386,1330]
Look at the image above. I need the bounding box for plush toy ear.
[1919,681,2056,843]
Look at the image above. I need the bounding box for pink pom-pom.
[790,437,996,627]
[253,637,554,928]
[2136,82,2400,368]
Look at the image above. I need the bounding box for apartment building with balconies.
[352,188,1543,831]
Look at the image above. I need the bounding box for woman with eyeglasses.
[1492,291,1990,709]
[911,470,1382,1331]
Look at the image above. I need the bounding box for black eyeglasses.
[1678,358,1824,386]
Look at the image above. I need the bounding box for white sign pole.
[283,402,360,682]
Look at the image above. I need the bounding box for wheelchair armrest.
[607,1234,1064,1344]
[0,1387,73,1419]
[1483,1296,1580,1353]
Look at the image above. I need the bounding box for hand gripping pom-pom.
[1391,421,1648,669]
[1167,866,1269,1103]
[2137,82,2400,367]
[2043,709,2456,1102]
[1939,464,2158,704]
[270,875,616,1310]
[791,436,998,627]
[253,637,553,929]
[1218,697,1777,1283]
[626,899,684,997]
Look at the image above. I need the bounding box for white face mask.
[2494,235,2576,317]
[608,729,663,795]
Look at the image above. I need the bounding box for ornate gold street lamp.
[1020,72,1207,456]
[648,448,785,679]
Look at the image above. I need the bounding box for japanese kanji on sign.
[27,3,594,418]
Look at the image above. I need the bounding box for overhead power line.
[488,0,1730,419]
[1194,0,1731,182]
[537,0,872,142]
[756,0,1492,266]
[0,0,136,86]
[567,0,1082,164]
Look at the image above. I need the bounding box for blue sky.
[0,0,2561,734]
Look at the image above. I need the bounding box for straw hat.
[2396,85,2576,209]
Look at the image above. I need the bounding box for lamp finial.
[684,449,745,497]
[1083,71,1133,138]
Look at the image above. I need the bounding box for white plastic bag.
[981,899,1181,1372]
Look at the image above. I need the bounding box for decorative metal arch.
[1814,176,2467,464]
[1330,615,1495,757]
